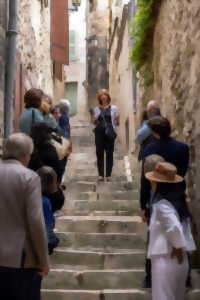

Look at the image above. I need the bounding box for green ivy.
[130,0,160,86]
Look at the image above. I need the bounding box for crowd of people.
[0,88,73,299]
[135,100,196,300]
[0,87,197,300]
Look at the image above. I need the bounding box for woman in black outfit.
[29,122,65,211]
[92,90,119,182]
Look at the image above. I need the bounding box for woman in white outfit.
[145,162,196,300]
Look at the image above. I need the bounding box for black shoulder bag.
[101,111,117,140]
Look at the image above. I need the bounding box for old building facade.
[64,0,88,120]
[109,1,137,154]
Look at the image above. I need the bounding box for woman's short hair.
[147,116,171,138]
[97,90,111,105]
[37,166,57,193]
[24,88,44,109]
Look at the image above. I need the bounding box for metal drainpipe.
[4,0,18,138]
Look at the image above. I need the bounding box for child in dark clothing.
[37,166,59,255]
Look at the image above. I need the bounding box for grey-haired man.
[0,133,49,300]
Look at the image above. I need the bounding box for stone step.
[67,182,97,193]
[72,200,140,214]
[42,289,151,300]
[96,181,138,192]
[98,190,139,201]
[62,210,140,217]
[42,269,144,290]
[55,216,145,233]
[69,190,139,201]
[68,175,127,183]
[56,232,145,250]
[51,249,145,269]
[41,288,200,300]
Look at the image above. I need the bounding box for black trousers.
[95,131,115,177]
[0,266,41,300]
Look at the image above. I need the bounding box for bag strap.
[32,109,35,126]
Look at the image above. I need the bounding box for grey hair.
[144,154,165,174]
[59,99,71,114]
[147,100,161,118]
[3,133,33,160]
[37,166,57,192]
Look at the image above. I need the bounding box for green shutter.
[69,30,76,61]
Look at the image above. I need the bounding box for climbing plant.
[130,0,161,86]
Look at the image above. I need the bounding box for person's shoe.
[53,211,64,217]
[186,277,192,289]
[141,277,152,289]
[97,176,104,182]
[106,177,112,182]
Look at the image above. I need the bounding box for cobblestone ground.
[42,120,200,300]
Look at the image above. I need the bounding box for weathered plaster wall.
[0,0,7,136]
[17,1,53,95]
[137,0,200,245]
[109,5,135,154]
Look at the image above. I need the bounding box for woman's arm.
[157,200,185,263]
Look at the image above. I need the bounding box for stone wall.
[109,4,136,154]
[0,0,7,136]
[137,0,200,251]
[17,0,53,95]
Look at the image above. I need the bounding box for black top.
[95,106,112,133]
[140,137,189,210]
[29,142,63,183]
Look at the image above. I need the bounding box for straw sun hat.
[145,162,184,183]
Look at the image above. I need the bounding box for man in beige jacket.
[0,133,49,300]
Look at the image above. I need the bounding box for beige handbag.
[50,133,72,160]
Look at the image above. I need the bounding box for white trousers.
[151,253,189,300]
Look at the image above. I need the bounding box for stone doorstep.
[41,289,151,300]
[56,232,146,250]
[41,289,200,300]
[42,269,145,290]
[55,216,145,233]
[50,248,145,269]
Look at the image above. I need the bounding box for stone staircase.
[42,121,200,300]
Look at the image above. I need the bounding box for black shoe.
[186,277,192,289]
[141,277,152,289]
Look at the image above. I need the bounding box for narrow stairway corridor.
[42,121,200,300]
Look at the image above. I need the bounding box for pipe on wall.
[4,0,18,138]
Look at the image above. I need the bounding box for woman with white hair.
[58,99,71,139]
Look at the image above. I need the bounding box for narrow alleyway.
[42,121,200,300]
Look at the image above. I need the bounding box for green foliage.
[130,0,159,86]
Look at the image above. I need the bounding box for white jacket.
[148,199,196,258]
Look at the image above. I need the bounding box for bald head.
[4,133,34,165]
[146,100,160,118]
